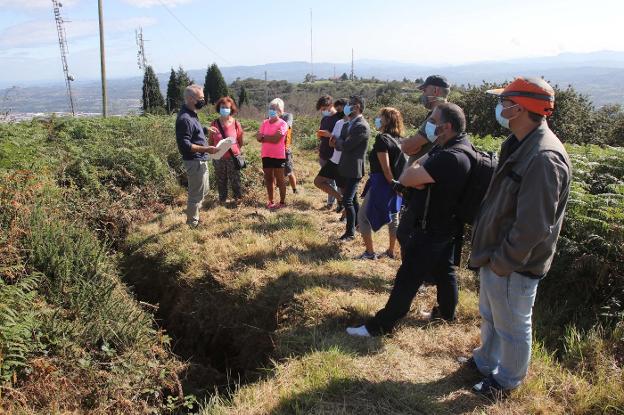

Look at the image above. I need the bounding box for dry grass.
[124,138,623,415]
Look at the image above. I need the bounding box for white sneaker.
[346,325,371,337]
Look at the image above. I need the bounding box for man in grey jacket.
[332,95,370,240]
[467,77,572,397]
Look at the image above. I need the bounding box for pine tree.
[204,63,229,104]
[141,65,165,114]
[238,86,249,109]
[166,68,179,113]
[340,72,349,81]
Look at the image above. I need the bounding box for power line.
[156,0,231,65]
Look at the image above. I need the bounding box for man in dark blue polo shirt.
[175,84,218,228]
[347,102,472,337]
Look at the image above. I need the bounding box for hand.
[317,129,330,138]
[256,132,263,142]
[205,146,218,154]
[329,135,336,147]
[207,126,219,135]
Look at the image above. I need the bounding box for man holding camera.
[347,102,472,337]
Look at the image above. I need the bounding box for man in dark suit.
[331,95,370,241]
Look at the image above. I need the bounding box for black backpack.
[450,142,498,224]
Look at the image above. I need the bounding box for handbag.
[215,119,246,170]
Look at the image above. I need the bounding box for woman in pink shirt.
[209,96,244,205]
[256,98,288,209]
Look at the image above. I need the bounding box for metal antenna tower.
[135,27,147,70]
[350,48,354,81]
[51,0,75,115]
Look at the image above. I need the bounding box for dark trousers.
[365,230,458,336]
[342,177,361,236]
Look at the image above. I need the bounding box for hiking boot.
[339,233,355,241]
[472,374,509,400]
[457,356,479,372]
[357,251,378,260]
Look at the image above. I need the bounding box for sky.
[1,0,623,85]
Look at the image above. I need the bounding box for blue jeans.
[342,177,361,236]
[473,266,539,389]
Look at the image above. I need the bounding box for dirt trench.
[120,251,280,400]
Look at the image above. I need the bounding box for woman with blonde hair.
[256,98,289,209]
[356,107,407,259]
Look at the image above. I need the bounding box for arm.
[176,118,218,154]
[399,163,434,189]
[377,152,395,183]
[236,120,244,147]
[401,133,430,156]
[489,153,569,277]
[336,124,368,152]
[262,130,285,143]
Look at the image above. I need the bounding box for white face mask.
[495,102,519,129]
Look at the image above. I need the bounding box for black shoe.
[472,374,509,400]
[335,203,344,213]
[457,356,479,372]
[339,233,355,241]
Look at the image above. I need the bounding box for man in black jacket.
[333,95,370,240]
[347,102,472,337]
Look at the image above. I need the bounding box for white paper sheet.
[209,137,237,160]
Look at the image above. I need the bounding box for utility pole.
[264,70,268,109]
[310,8,313,79]
[350,48,355,81]
[136,27,148,110]
[51,0,75,115]
[98,0,108,117]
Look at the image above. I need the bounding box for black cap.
[418,75,450,90]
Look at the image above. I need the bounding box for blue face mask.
[374,117,382,130]
[220,107,231,117]
[321,110,332,117]
[268,109,278,118]
[425,121,439,142]
[343,105,352,116]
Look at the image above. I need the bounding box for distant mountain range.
[2,50,623,115]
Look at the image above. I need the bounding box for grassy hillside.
[0,114,622,414]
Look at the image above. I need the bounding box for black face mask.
[195,99,206,109]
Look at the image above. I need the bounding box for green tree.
[141,65,165,114]
[238,85,249,109]
[340,73,349,81]
[165,68,179,113]
[203,63,229,104]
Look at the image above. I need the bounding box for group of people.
[174,85,299,225]
[175,74,573,399]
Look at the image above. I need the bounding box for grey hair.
[184,84,202,98]
[269,98,284,112]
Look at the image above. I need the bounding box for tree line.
[142,63,249,115]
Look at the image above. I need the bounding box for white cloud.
[0,17,156,49]
[121,0,192,7]
[0,0,78,10]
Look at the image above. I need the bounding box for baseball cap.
[487,77,555,116]
[418,75,450,90]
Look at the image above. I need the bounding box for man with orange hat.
[466,77,572,397]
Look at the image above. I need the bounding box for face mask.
[268,109,278,118]
[495,102,518,129]
[321,110,332,117]
[419,95,442,108]
[374,117,382,130]
[219,107,231,117]
[343,105,352,116]
[195,99,206,109]
[425,121,439,141]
